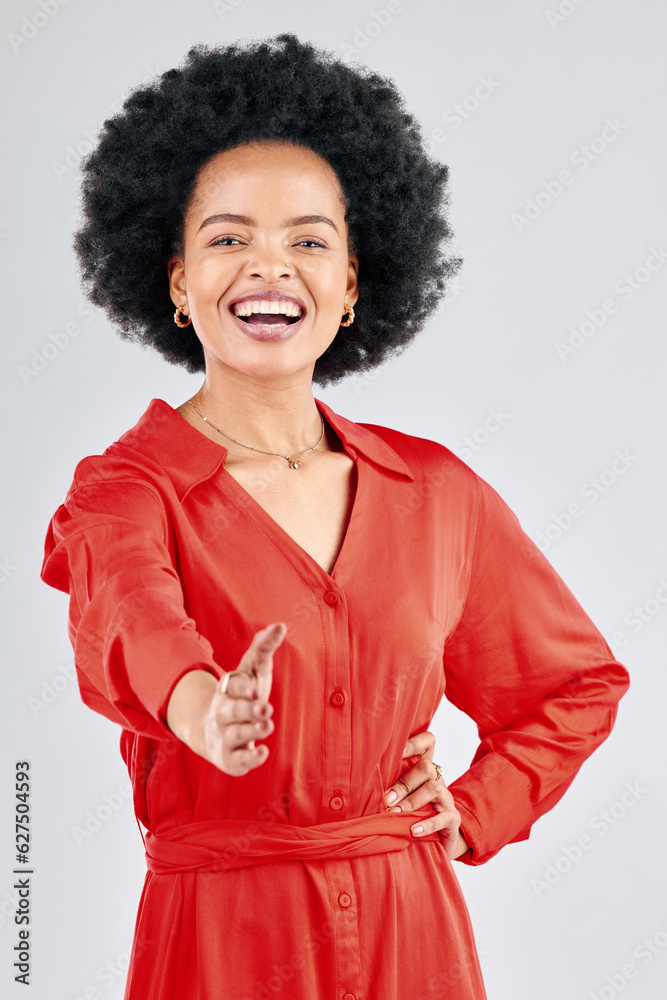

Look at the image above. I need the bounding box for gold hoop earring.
[340,303,355,327]
[174,303,192,328]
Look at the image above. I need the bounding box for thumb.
[252,622,288,663]
[239,622,287,701]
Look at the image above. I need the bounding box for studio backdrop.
[1,1,665,998]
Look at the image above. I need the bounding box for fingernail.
[412,825,424,835]
[402,746,409,756]
[384,789,397,804]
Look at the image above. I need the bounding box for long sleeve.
[443,471,630,866]
[40,476,223,739]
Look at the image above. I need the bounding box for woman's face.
[168,140,359,382]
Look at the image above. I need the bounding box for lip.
[229,310,305,341]
[226,288,307,342]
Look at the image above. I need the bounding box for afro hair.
[73,32,462,386]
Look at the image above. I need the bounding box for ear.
[167,254,187,309]
[346,253,359,306]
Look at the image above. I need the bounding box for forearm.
[453,829,470,859]
[166,669,218,750]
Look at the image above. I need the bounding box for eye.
[210,236,242,246]
[296,239,327,248]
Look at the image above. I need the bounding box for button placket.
[324,856,364,999]
[320,583,364,996]
[320,585,350,821]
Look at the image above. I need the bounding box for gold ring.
[433,762,443,782]
[219,671,237,696]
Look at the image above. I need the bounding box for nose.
[245,241,292,281]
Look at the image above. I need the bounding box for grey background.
[2,0,665,997]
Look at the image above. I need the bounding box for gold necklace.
[187,398,325,470]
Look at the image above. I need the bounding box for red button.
[324,591,338,605]
[342,994,356,1000]
[330,690,345,707]
[338,892,352,908]
[330,795,344,810]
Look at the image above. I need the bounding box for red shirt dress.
[40,397,630,1000]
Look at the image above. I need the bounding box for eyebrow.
[197,212,339,235]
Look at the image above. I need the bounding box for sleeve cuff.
[449,751,534,865]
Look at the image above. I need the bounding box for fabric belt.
[144,805,443,874]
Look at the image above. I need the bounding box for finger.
[237,622,287,677]
[219,670,255,700]
[226,741,271,775]
[207,680,274,756]
[384,752,438,808]
[225,693,274,763]
[216,623,287,703]
[237,622,287,703]
[402,729,435,762]
[389,766,448,812]
[219,691,273,728]
[410,792,462,847]
[227,714,275,750]
[391,771,461,841]
[228,714,274,769]
[204,698,274,775]
[398,770,461,841]
[385,773,442,814]
[210,669,257,708]
[238,742,270,768]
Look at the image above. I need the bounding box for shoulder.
[357,418,480,493]
[71,403,174,492]
[61,439,166,520]
[70,451,164,504]
[51,462,167,548]
[54,406,175,534]
[63,397,193,507]
[354,416,526,542]
[41,443,170,590]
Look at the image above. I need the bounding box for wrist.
[453,829,470,859]
[166,669,218,748]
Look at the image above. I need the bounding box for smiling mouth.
[228,300,305,341]
[236,313,301,326]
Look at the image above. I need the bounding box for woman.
[40,34,630,999]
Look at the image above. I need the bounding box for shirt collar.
[111,397,414,499]
[315,398,414,480]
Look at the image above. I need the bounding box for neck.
[190,362,324,456]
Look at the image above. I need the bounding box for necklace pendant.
[287,457,301,470]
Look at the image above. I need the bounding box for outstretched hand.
[383,730,470,859]
[167,621,287,776]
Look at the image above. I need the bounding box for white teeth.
[232,299,303,318]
